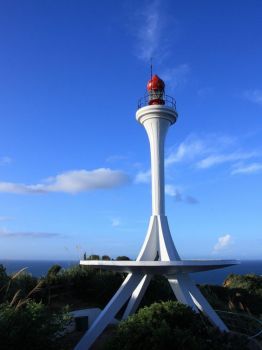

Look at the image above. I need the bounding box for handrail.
[137,93,177,111]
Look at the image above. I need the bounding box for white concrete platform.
[80,259,238,275]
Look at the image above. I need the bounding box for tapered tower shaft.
[136,106,177,215]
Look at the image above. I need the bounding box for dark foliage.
[102,255,111,260]
[0,264,8,300]
[223,274,262,296]
[105,301,249,350]
[47,264,62,278]
[0,270,38,304]
[87,254,100,260]
[116,256,130,261]
[200,276,262,316]
[42,264,124,307]
[0,301,70,350]
[141,275,175,307]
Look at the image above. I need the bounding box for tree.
[47,264,62,278]
[88,254,100,260]
[116,256,130,261]
[102,255,111,261]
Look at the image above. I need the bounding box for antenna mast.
[150,57,153,82]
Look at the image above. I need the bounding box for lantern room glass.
[148,89,165,105]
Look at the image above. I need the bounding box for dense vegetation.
[200,274,262,317]
[224,273,262,296]
[0,264,70,350]
[0,259,261,349]
[105,301,249,350]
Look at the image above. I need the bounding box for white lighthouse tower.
[75,75,237,350]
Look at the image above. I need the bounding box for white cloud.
[106,155,128,163]
[165,184,198,204]
[0,228,62,238]
[0,168,129,194]
[129,0,179,64]
[134,169,151,184]
[128,1,189,93]
[185,196,198,204]
[197,152,256,169]
[197,87,213,98]
[244,89,262,105]
[111,218,121,227]
[132,0,163,62]
[165,134,259,172]
[231,162,262,175]
[165,135,206,166]
[0,216,13,222]
[0,156,12,165]
[161,64,190,90]
[165,184,182,201]
[213,234,232,251]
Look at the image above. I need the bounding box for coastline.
[1,259,261,285]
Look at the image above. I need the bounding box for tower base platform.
[74,257,238,350]
[80,259,237,275]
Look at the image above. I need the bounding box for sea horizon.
[1,259,261,286]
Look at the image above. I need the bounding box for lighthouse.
[75,75,237,350]
[139,75,176,217]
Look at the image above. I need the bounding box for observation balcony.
[137,93,177,111]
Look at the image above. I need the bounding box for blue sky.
[0,0,261,260]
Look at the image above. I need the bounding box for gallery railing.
[137,94,177,111]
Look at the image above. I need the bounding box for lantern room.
[147,75,165,105]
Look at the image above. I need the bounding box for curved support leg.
[122,274,152,320]
[185,275,228,332]
[168,274,199,313]
[121,216,158,321]
[157,216,180,261]
[168,273,228,331]
[137,216,159,261]
[74,273,145,350]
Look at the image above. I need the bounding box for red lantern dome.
[147,75,165,92]
[146,75,165,105]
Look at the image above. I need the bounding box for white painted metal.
[168,275,199,313]
[75,104,236,349]
[136,215,159,261]
[79,259,237,274]
[122,274,152,320]
[136,106,177,216]
[74,273,144,350]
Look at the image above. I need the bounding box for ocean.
[0,259,261,285]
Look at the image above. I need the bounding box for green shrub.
[0,267,39,304]
[105,301,249,350]
[0,264,9,300]
[141,275,175,307]
[41,264,124,307]
[47,264,62,278]
[201,275,262,316]
[11,272,38,299]
[88,254,100,260]
[223,274,262,296]
[0,264,8,281]
[116,256,130,261]
[102,255,111,260]
[0,301,70,350]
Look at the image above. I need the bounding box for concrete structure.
[74,75,238,350]
[71,308,118,329]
